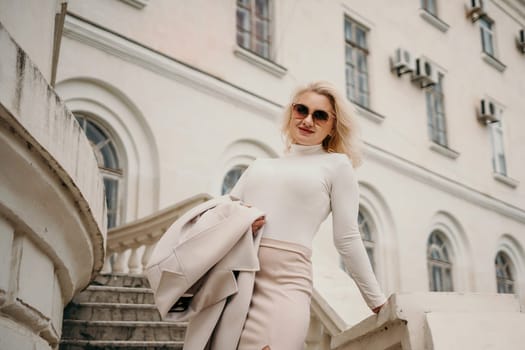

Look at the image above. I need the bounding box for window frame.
[421,0,438,16]
[479,16,495,57]
[236,0,273,60]
[344,15,371,108]
[75,114,124,229]
[425,73,447,147]
[489,119,507,176]
[495,251,515,294]
[427,231,454,292]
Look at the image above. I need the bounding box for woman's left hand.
[372,303,385,314]
[251,216,266,235]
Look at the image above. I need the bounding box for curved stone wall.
[0,23,106,348]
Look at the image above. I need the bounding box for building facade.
[2,0,525,348]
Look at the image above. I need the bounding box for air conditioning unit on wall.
[478,99,501,124]
[411,58,438,88]
[466,0,487,21]
[517,29,525,53]
[390,48,414,76]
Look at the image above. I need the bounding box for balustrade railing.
[101,193,211,274]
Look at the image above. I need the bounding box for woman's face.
[288,91,336,146]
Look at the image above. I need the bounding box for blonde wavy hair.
[281,81,363,167]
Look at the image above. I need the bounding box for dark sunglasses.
[292,103,335,124]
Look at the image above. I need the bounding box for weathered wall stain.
[14,47,25,113]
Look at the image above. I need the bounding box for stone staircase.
[60,274,186,350]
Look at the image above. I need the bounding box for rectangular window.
[421,0,437,16]
[236,0,271,59]
[490,121,507,176]
[480,17,495,56]
[425,74,447,146]
[344,17,370,107]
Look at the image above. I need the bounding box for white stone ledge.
[481,52,507,72]
[419,9,450,32]
[233,45,288,78]
[429,141,460,159]
[355,104,386,124]
[118,0,149,9]
[331,293,522,349]
[493,172,519,188]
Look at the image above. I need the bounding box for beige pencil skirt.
[237,237,313,350]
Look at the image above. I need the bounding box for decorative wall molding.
[364,142,525,223]
[63,14,283,121]
[493,172,520,188]
[481,52,507,72]
[429,141,460,159]
[355,104,386,123]
[118,0,149,9]
[233,45,287,77]
[419,9,450,32]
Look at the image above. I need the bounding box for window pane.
[428,232,453,292]
[222,166,247,195]
[345,45,354,64]
[100,142,119,170]
[344,20,352,41]
[237,0,250,8]
[255,0,269,18]
[104,177,118,228]
[357,52,367,72]
[255,19,269,40]
[355,27,367,48]
[237,7,251,31]
[85,121,107,147]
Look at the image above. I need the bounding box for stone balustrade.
[102,194,212,274]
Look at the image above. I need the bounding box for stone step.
[59,339,183,350]
[62,320,186,342]
[74,285,155,305]
[93,274,150,289]
[64,303,162,322]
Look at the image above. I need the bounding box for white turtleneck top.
[230,143,386,309]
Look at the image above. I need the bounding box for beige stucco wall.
[0,0,59,81]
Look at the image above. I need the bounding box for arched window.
[75,114,123,228]
[495,251,514,294]
[427,231,453,291]
[221,165,247,195]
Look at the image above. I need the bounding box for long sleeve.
[330,156,387,310]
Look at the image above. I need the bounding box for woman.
[231,81,387,350]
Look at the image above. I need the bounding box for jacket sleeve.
[331,155,387,310]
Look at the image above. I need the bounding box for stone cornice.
[364,142,525,223]
[62,13,283,121]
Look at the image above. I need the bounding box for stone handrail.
[306,293,405,350]
[102,193,212,274]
